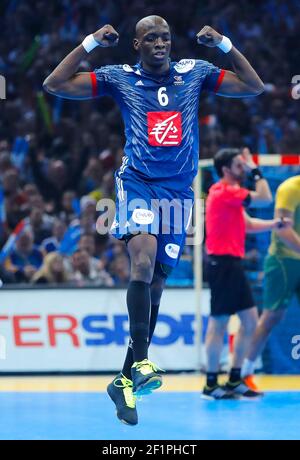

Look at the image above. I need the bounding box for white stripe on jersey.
[116,156,128,201]
[185,205,193,231]
[116,177,122,201]
[116,176,125,201]
[119,156,129,175]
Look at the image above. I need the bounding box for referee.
[202,147,289,399]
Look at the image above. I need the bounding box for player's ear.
[222,165,228,177]
[133,38,140,51]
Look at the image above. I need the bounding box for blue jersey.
[93,59,224,191]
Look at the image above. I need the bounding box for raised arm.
[197,26,265,97]
[43,25,119,100]
[240,148,273,207]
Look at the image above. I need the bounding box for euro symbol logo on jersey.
[148,111,182,147]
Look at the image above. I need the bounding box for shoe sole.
[201,394,216,400]
[201,394,235,401]
[117,412,137,426]
[107,386,138,426]
[133,376,162,396]
[233,394,264,400]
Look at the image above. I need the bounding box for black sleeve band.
[250,168,264,181]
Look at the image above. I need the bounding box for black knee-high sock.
[122,303,160,379]
[126,280,151,363]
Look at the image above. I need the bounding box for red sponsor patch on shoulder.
[147,111,182,146]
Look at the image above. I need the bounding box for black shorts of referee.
[207,255,255,316]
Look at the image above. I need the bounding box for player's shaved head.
[135,15,169,38]
[133,15,171,74]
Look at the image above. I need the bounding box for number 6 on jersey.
[158,87,169,106]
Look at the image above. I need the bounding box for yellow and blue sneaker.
[131,359,164,396]
[107,373,138,425]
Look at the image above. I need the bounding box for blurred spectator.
[0,152,13,182]
[29,150,88,211]
[41,219,67,253]
[80,195,97,218]
[3,169,28,229]
[103,238,129,268]
[69,249,113,286]
[78,233,97,258]
[32,252,69,284]
[108,253,130,285]
[0,264,16,284]
[98,133,124,172]
[79,158,104,199]
[59,191,78,225]
[4,229,43,282]
[24,206,54,245]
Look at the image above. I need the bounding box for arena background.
[0,0,300,440]
[0,0,300,441]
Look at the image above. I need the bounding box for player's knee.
[208,317,228,336]
[131,253,154,283]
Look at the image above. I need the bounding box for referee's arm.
[242,148,273,207]
[244,211,292,234]
[248,179,273,207]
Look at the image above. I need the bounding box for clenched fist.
[196,25,222,47]
[273,217,293,230]
[240,147,257,171]
[93,25,119,47]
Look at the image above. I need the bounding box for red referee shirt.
[205,181,250,258]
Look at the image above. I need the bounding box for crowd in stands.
[0,0,299,286]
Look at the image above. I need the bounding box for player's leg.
[242,254,293,380]
[225,306,263,397]
[107,233,159,422]
[202,256,237,399]
[124,232,167,396]
[108,262,165,425]
[149,265,167,341]
[231,307,258,372]
[127,233,156,359]
[121,264,166,380]
[242,308,285,377]
[220,259,262,398]
[202,315,234,399]
[205,316,229,375]
[107,174,160,422]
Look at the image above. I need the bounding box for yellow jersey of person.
[269,175,300,259]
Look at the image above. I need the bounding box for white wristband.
[82,34,99,53]
[217,35,232,53]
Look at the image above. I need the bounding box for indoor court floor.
[0,375,299,440]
